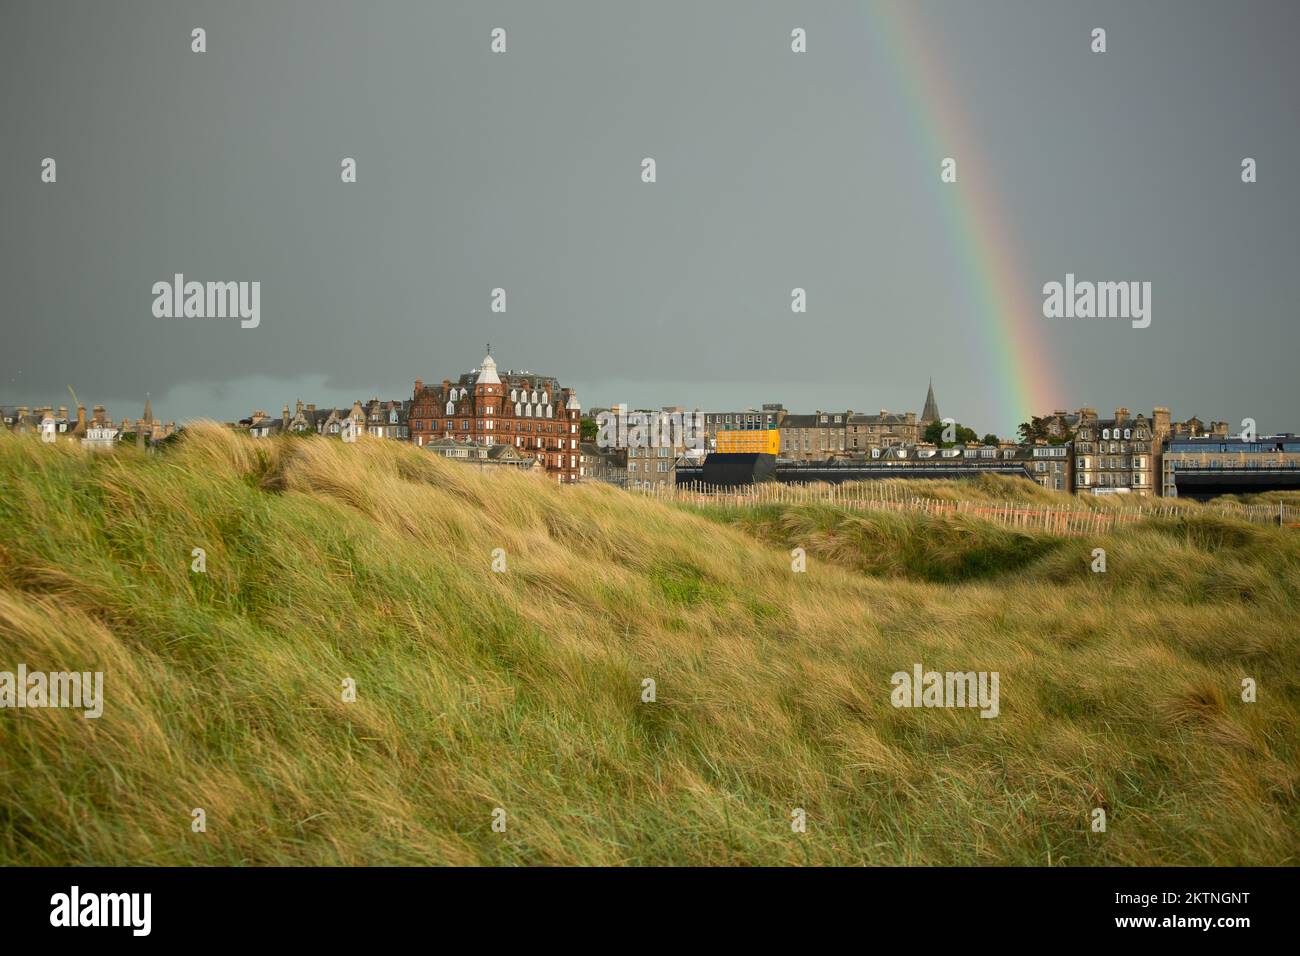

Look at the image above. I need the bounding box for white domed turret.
[478,353,501,386]
[566,395,581,412]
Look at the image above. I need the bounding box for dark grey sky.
[3,0,1297,435]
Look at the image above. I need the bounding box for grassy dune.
[0,426,1297,865]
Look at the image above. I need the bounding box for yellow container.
[716,429,780,455]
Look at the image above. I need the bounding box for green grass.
[0,425,1297,865]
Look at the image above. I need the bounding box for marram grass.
[0,425,1297,865]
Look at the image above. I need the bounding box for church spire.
[921,378,939,423]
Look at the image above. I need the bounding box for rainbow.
[868,1,1057,433]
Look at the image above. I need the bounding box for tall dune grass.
[0,425,1296,865]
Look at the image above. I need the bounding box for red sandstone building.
[409,350,582,483]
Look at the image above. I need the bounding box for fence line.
[632,480,1295,535]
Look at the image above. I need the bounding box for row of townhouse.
[3,399,175,448]
[700,381,942,461]
[833,440,1071,490]
[242,398,409,439]
[597,405,701,489]
[1067,406,1269,497]
[697,395,1288,498]
[232,352,581,483]
[864,406,1261,498]
[586,380,943,486]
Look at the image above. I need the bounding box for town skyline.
[1,356,1286,441]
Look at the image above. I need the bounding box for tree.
[1017,417,1047,443]
[923,420,978,447]
[982,433,999,447]
[1018,416,1074,445]
[580,417,598,442]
